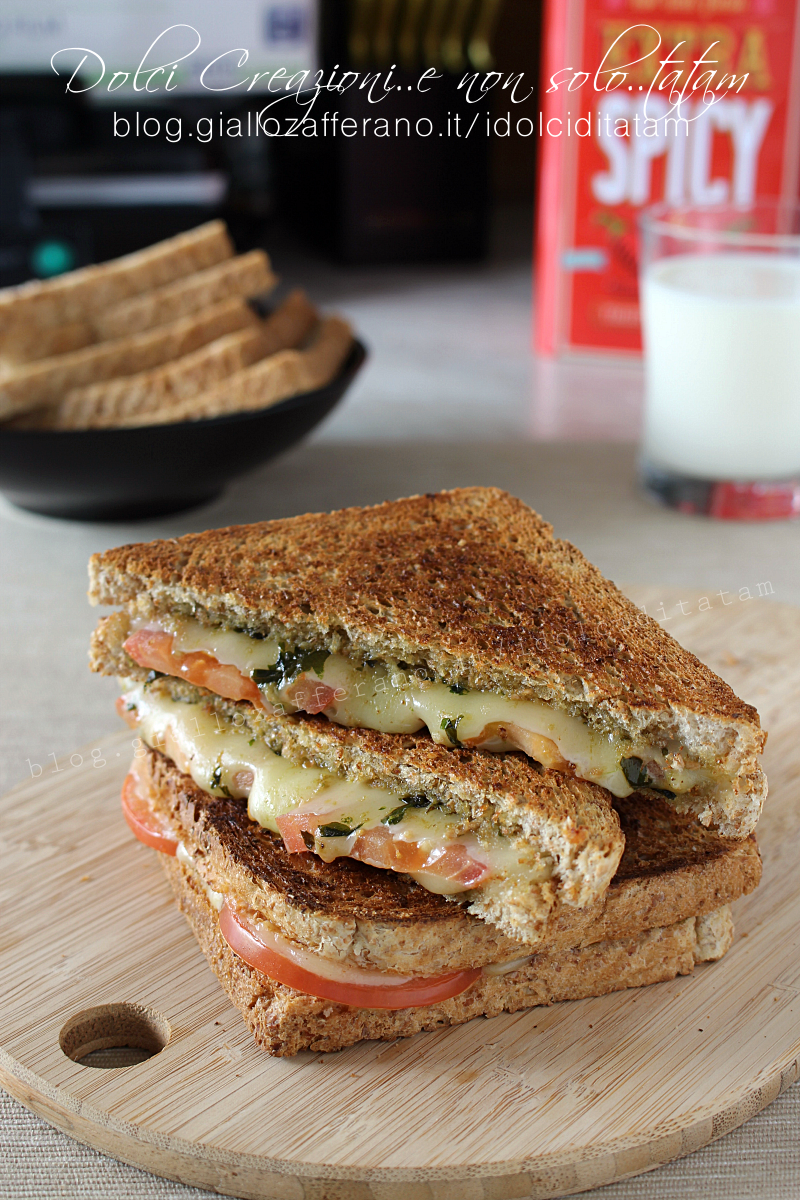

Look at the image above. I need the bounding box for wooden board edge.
[0,1051,324,1200]
[2,1047,798,1199]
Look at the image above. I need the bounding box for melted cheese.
[124,684,548,896]
[137,616,715,799]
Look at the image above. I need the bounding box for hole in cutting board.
[74,1046,157,1069]
[59,1002,170,1069]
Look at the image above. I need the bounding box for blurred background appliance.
[0,1,315,279]
[274,0,502,262]
[0,1,541,280]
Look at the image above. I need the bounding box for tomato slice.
[285,676,337,714]
[124,628,179,674]
[124,629,264,708]
[218,903,481,1008]
[121,771,179,856]
[274,812,490,888]
[123,628,347,718]
[275,811,319,853]
[352,825,489,886]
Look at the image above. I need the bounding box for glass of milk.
[639,201,800,520]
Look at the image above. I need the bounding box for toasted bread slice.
[117,314,354,427]
[0,220,232,340]
[164,850,737,1057]
[88,490,767,836]
[0,296,258,419]
[0,318,96,368]
[0,246,271,371]
[93,250,277,340]
[37,290,318,430]
[146,746,759,976]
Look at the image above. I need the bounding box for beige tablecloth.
[1,440,798,1199]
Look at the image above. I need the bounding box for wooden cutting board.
[1,589,798,1200]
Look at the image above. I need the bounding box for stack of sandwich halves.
[88,489,765,1056]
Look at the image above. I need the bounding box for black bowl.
[0,340,366,521]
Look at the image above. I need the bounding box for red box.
[534,0,800,356]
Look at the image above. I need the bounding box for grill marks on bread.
[148,748,517,975]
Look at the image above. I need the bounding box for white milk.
[642,253,800,480]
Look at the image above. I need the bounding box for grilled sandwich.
[90,488,767,837]
[131,744,761,1056]
[89,490,765,1055]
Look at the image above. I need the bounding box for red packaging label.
[535,0,800,356]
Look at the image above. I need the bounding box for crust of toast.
[143,742,758,969]
[40,291,318,430]
[0,221,232,337]
[88,489,767,836]
[163,852,733,1056]
[93,250,277,340]
[0,296,258,419]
